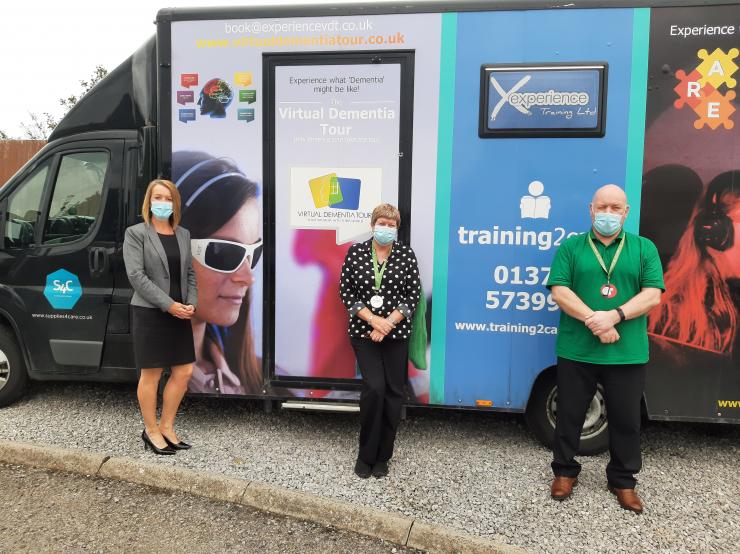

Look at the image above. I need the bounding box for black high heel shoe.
[162,434,192,450]
[142,431,176,455]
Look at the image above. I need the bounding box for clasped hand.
[369,316,395,342]
[584,310,620,344]
[168,302,195,319]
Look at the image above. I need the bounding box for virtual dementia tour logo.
[308,173,361,210]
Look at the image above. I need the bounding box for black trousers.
[350,337,408,465]
[552,357,646,489]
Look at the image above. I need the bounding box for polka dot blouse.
[339,239,421,339]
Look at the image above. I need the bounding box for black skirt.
[132,306,196,369]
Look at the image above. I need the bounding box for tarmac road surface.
[0,462,419,554]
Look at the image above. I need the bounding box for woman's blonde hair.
[141,179,182,227]
[371,203,401,227]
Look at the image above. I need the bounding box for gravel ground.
[0,462,417,553]
[1,381,738,554]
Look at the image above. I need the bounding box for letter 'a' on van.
[0,1,737,454]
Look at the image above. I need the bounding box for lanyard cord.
[587,234,626,284]
[371,242,392,291]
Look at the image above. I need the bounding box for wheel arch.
[0,307,32,377]
[525,364,556,412]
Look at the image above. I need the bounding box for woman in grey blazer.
[123,179,197,455]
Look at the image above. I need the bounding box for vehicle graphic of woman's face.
[193,197,261,326]
[711,201,740,280]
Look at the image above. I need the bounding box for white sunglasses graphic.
[191,238,263,273]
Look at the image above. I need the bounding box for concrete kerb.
[243,480,413,545]
[0,440,525,554]
[98,456,250,505]
[0,440,106,477]
[408,521,528,554]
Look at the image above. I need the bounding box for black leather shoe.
[162,435,192,450]
[142,431,175,455]
[372,461,389,478]
[354,459,372,479]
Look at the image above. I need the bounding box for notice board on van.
[479,62,608,138]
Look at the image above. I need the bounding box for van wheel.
[525,369,610,456]
[0,325,28,407]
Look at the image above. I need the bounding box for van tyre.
[525,369,610,456]
[0,325,28,407]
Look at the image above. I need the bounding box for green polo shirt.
[546,230,665,365]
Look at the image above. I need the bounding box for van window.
[4,161,50,248]
[43,152,109,245]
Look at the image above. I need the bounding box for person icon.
[520,180,551,219]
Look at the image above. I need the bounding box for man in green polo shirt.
[546,184,664,514]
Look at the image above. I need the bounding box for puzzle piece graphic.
[674,69,715,109]
[692,89,736,130]
[696,48,739,89]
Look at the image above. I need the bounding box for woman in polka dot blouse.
[339,203,421,479]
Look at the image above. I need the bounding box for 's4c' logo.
[674,47,738,130]
[44,269,82,310]
[53,280,74,294]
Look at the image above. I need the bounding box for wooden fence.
[0,140,46,186]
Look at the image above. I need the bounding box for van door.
[97,138,150,373]
[0,140,123,373]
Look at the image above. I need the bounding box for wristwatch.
[367,314,375,323]
[615,307,626,323]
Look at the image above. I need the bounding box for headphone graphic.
[693,171,737,252]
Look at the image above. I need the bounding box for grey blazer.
[123,222,197,311]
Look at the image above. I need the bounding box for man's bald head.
[592,184,627,206]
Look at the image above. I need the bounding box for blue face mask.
[373,225,397,245]
[151,201,174,220]
[593,212,623,236]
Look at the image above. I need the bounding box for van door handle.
[89,247,109,277]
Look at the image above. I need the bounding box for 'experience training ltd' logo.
[44,269,82,310]
[674,47,738,129]
[489,74,591,120]
[308,173,361,210]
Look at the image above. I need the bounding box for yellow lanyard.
[587,234,625,285]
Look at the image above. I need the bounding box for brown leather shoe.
[551,476,577,500]
[608,486,644,514]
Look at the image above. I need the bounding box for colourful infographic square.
[179,109,196,123]
[237,108,255,122]
[239,89,257,103]
[180,73,199,88]
[177,90,195,105]
[234,72,253,87]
